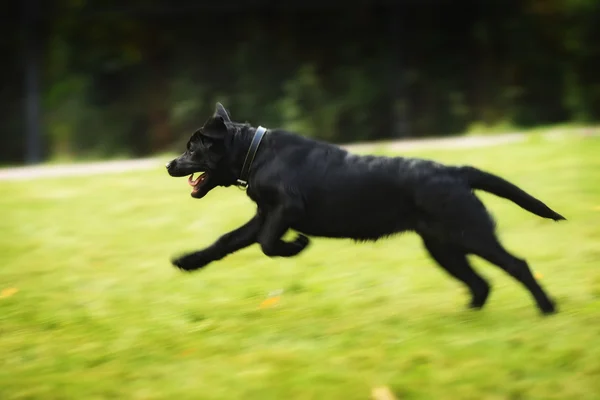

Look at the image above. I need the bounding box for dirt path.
[0,128,595,181]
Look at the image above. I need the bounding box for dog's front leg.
[258,205,310,257]
[172,214,262,271]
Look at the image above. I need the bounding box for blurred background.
[3,0,600,165]
[2,2,600,398]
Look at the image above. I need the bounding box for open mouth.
[188,172,208,195]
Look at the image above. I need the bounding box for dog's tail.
[458,166,566,221]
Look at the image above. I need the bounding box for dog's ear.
[200,116,228,140]
[214,102,232,123]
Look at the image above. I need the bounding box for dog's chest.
[245,187,279,210]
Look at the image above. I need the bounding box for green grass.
[1,134,599,400]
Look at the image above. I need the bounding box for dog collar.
[236,126,267,189]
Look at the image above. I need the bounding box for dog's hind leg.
[421,236,491,309]
[416,181,556,314]
[461,231,556,315]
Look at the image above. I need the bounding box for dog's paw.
[540,299,558,316]
[293,234,310,248]
[288,234,310,256]
[171,251,213,272]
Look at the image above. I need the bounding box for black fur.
[166,103,565,315]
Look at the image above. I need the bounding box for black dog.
[166,103,565,315]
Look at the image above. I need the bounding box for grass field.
[1,133,599,399]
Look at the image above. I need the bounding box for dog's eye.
[198,137,213,148]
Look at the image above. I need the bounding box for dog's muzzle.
[165,160,177,175]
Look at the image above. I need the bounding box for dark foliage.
[2,0,599,163]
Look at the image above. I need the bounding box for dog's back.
[252,130,459,240]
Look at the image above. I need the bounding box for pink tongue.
[188,174,203,187]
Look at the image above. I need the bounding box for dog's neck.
[225,124,265,186]
[236,126,267,188]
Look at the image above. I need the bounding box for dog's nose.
[165,161,173,169]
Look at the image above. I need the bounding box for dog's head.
[166,103,239,198]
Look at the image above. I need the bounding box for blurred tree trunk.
[471,8,493,125]
[23,0,43,163]
[388,3,409,138]
[145,27,172,153]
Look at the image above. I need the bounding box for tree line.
[2,0,599,164]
